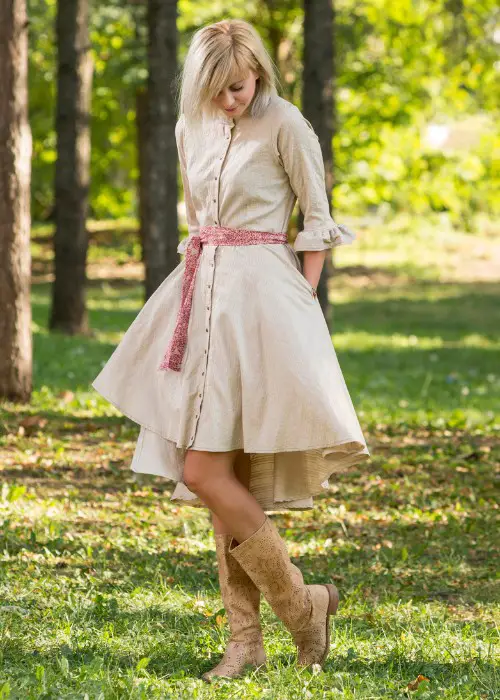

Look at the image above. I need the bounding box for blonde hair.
[176,19,282,128]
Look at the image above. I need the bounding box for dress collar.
[217,110,252,128]
[218,115,236,127]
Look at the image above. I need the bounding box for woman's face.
[211,69,259,119]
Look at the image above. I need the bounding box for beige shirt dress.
[92,93,371,512]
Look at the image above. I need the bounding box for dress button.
[206,305,209,310]
[198,393,202,397]
[204,350,207,354]
[215,176,218,180]
[213,198,216,203]
[202,371,205,375]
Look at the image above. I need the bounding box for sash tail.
[159,235,202,371]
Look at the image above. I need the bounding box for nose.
[219,90,235,109]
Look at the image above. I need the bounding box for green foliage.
[336,123,499,228]
[28,0,57,218]
[332,0,499,223]
[88,1,146,218]
[28,0,145,220]
[28,1,499,222]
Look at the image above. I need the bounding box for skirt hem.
[131,447,371,511]
[92,380,370,457]
[131,467,318,513]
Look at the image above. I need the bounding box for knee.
[183,462,208,495]
[183,449,238,495]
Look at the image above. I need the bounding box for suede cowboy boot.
[202,534,267,681]
[228,516,339,668]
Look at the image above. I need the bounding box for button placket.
[213,124,232,225]
[187,247,216,447]
[188,123,231,447]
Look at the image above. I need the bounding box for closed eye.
[216,85,243,97]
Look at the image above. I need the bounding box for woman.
[92,18,370,680]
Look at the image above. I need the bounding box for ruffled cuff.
[177,230,200,255]
[293,222,356,252]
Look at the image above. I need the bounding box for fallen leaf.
[407,675,430,691]
[18,416,48,436]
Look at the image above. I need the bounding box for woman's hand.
[302,250,327,296]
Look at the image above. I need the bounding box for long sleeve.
[275,105,356,252]
[175,115,200,254]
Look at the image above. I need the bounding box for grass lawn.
[0,214,498,698]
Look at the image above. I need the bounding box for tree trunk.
[302,0,335,329]
[136,87,149,264]
[0,0,33,402]
[145,0,178,300]
[50,0,92,334]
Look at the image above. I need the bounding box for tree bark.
[301,0,335,329]
[136,87,149,264]
[50,0,92,334]
[145,0,178,300]
[0,0,33,402]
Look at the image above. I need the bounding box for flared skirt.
[91,241,370,511]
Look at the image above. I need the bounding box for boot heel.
[325,584,339,616]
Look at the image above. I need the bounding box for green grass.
[0,216,498,698]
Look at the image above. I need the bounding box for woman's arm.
[302,250,327,293]
[274,104,355,289]
[175,115,200,254]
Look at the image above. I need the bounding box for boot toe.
[201,641,267,681]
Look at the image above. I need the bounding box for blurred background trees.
[27,0,498,227]
[49,0,92,334]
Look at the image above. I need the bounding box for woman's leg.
[184,447,338,669]
[187,449,266,680]
[211,450,252,536]
[183,448,265,543]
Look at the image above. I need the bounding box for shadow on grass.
[2,625,497,688]
[333,281,500,343]
[1,609,210,678]
[1,510,496,604]
[0,407,132,431]
[321,650,498,689]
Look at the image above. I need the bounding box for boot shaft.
[214,533,263,642]
[228,517,314,632]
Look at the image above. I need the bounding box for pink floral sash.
[159,225,288,371]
